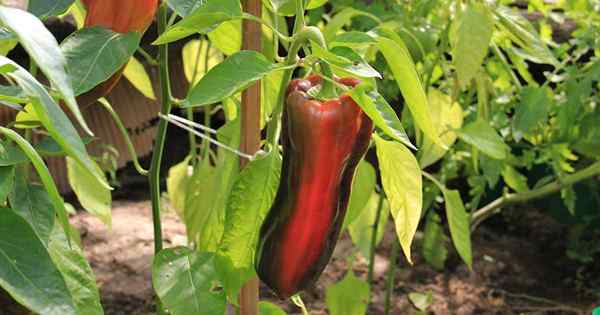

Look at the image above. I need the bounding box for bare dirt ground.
[57,200,599,315]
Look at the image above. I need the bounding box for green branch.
[471,161,600,230]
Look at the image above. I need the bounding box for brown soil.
[2,201,598,315]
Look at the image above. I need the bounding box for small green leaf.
[343,160,377,228]
[375,134,422,264]
[456,120,508,160]
[184,51,281,107]
[442,189,472,269]
[331,31,377,48]
[215,151,281,302]
[66,157,112,227]
[0,208,77,315]
[123,57,156,100]
[154,0,242,44]
[502,165,529,193]
[0,6,91,135]
[349,85,414,149]
[422,212,447,271]
[62,27,141,96]
[269,0,328,16]
[450,3,494,88]
[326,272,370,315]
[153,247,226,315]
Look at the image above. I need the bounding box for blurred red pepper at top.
[77,0,158,106]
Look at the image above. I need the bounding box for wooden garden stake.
[239,0,262,314]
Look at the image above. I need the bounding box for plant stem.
[149,1,171,259]
[367,193,385,285]
[471,161,600,230]
[384,239,399,315]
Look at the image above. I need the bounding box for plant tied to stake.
[256,74,374,298]
[77,0,158,106]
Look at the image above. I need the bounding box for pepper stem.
[316,61,337,100]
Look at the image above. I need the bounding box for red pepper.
[77,0,158,106]
[256,75,374,298]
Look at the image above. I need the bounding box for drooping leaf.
[456,120,508,160]
[373,31,442,148]
[153,247,226,315]
[450,2,494,88]
[0,6,91,135]
[62,27,141,96]
[442,189,472,269]
[325,272,370,315]
[349,85,414,149]
[123,57,156,100]
[154,0,242,44]
[66,157,112,227]
[184,51,281,107]
[324,8,380,42]
[215,151,281,302]
[0,208,77,315]
[375,134,422,263]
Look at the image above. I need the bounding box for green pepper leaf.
[456,120,509,160]
[62,27,141,96]
[184,51,282,107]
[153,247,226,315]
[155,0,242,45]
[375,134,422,264]
[325,272,370,315]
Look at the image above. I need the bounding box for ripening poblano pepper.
[256,75,374,298]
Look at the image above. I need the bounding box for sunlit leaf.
[325,272,370,315]
[123,57,156,100]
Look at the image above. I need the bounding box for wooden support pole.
[239,0,262,315]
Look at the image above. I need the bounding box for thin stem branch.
[149,2,171,267]
[471,161,600,230]
[241,13,292,43]
[98,98,149,176]
[367,192,385,285]
[384,240,399,315]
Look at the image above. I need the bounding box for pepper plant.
[0,0,598,314]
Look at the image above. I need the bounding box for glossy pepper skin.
[77,0,158,106]
[256,75,374,298]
